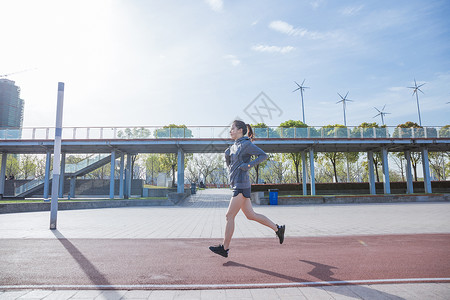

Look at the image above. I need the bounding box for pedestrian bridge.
[0,125,449,153]
[0,126,449,199]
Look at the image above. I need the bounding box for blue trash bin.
[190,183,196,194]
[269,189,279,205]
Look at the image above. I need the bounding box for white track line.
[1,278,449,290]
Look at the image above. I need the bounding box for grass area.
[143,185,171,189]
[0,197,168,204]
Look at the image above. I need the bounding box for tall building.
[0,79,24,128]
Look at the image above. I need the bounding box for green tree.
[321,124,359,182]
[251,123,270,183]
[154,124,193,138]
[393,122,423,180]
[262,154,290,183]
[252,123,279,138]
[353,122,385,181]
[145,154,163,185]
[19,154,37,179]
[393,121,421,138]
[156,124,193,186]
[429,151,449,180]
[117,127,151,139]
[0,154,20,179]
[439,125,450,138]
[279,120,307,183]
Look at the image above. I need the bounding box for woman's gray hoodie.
[225,136,268,189]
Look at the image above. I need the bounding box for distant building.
[0,79,24,128]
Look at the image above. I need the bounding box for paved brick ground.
[1,189,449,239]
[1,189,449,299]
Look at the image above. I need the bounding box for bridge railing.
[0,126,449,140]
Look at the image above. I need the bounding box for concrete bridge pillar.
[119,152,125,198]
[381,147,391,194]
[0,153,7,198]
[368,151,376,195]
[309,149,316,196]
[109,149,116,199]
[301,151,307,195]
[421,147,432,193]
[43,151,51,199]
[405,151,414,194]
[58,153,66,198]
[69,176,76,198]
[177,148,185,194]
[125,153,132,199]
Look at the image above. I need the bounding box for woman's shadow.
[224,260,405,299]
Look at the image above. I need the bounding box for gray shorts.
[232,188,251,198]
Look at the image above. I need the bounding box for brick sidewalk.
[1,189,449,299]
[1,283,449,299]
[0,189,449,239]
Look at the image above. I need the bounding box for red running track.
[0,233,449,289]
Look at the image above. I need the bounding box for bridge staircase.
[14,154,112,198]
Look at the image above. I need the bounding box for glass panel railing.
[0,129,22,139]
[15,175,49,196]
[280,128,295,138]
[254,128,268,138]
[65,154,110,173]
[309,127,322,138]
[2,126,449,140]
[154,128,170,138]
[171,128,185,138]
[295,127,308,138]
[425,127,438,138]
[375,128,388,138]
[439,127,450,138]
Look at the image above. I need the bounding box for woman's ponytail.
[246,124,254,141]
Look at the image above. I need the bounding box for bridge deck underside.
[0,138,449,154]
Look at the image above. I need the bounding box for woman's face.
[229,124,243,140]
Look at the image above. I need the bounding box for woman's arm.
[224,147,231,168]
[239,143,267,171]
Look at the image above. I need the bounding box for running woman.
[209,120,285,257]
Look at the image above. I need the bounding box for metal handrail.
[1,126,449,140]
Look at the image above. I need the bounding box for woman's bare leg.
[241,197,278,231]
[222,194,246,249]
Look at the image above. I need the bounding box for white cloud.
[269,20,329,40]
[224,54,240,66]
[339,5,364,16]
[205,0,223,12]
[269,20,307,36]
[310,0,324,10]
[251,44,295,54]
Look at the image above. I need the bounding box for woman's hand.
[239,163,251,171]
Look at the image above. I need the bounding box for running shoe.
[209,244,229,257]
[276,224,285,244]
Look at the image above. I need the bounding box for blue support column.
[119,152,124,198]
[58,153,66,198]
[381,147,391,194]
[421,147,432,193]
[301,152,307,195]
[109,149,116,199]
[43,151,51,199]
[368,151,376,195]
[309,149,316,196]
[69,177,76,199]
[405,151,414,194]
[126,153,132,199]
[177,148,185,194]
[0,153,7,198]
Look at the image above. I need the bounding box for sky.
[1,0,450,129]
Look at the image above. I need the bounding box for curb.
[252,193,450,205]
[0,199,174,214]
